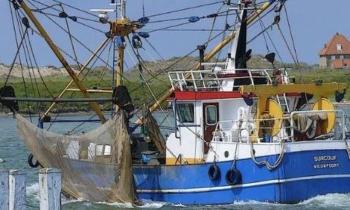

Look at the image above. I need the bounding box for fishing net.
[16,110,135,203]
[143,111,166,156]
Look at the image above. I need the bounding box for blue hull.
[133,149,350,205]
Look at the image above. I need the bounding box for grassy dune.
[289,68,350,100]
[1,67,349,113]
[0,74,169,113]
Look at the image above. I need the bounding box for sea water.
[1,111,350,210]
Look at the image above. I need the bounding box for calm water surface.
[0,110,350,210]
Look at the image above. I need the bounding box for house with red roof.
[320,33,350,69]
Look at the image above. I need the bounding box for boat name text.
[314,155,336,162]
[313,155,339,169]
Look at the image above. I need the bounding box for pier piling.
[1,168,62,210]
[0,170,9,210]
[39,168,62,210]
[9,170,26,210]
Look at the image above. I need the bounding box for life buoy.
[226,168,242,185]
[208,164,221,181]
[28,154,40,168]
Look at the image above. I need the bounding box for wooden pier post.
[9,170,26,210]
[39,168,61,210]
[0,170,9,210]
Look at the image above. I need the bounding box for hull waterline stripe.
[136,174,350,193]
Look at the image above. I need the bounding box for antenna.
[89,8,115,24]
[110,0,126,19]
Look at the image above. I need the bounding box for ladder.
[276,93,290,113]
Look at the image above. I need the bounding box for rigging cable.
[32,0,101,23]
[258,18,271,52]
[145,12,234,34]
[146,1,223,18]
[206,4,225,48]
[47,39,113,131]
[146,10,235,24]
[283,6,299,65]
[277,24,297,64]
[8,1,32,120]
[128,25,236,95]
[28,0,105,34]
[258,19,284,63]
[96,41,114,87]
[18,3,125,80]
[52,0,100,19]
[14,8,40,108]
[3,23,28,88]
[14,5,55,98]
[59,3,80,69]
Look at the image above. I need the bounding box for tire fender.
[208,164,221,181]
[226,168,242,185]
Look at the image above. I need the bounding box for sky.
[0,0,349,67]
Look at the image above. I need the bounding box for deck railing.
[211,110,346,143]
[168,68,290,92]
[211,116,292,143]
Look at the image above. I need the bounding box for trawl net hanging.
[16,110,135,203]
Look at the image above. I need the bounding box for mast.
[226,1,249,71]
[111,0,127,87]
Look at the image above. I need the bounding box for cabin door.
[203,103,219,154]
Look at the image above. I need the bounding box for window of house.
[337,44,342,51]
[205,105,218,125]
[340,55,344,60]
[176,103,194,123]
[331,55,336,60]
[335,55,340,59]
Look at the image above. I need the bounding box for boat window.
[206,105,218,125]
[96,144,112,156]
[176,103,194,123]
[96,145,104,156]
[104,145,112,155]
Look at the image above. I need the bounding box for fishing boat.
[2,0,350,205]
